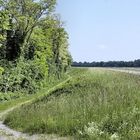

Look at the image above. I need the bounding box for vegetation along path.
[1,68,139,140]
[0,76,72,140]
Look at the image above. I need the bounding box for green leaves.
[0,11,9,46]
[0,66,4,75]
[0,0,72,93]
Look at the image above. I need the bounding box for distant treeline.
[72,59,140,67]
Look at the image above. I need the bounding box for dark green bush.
[0,60,46,94]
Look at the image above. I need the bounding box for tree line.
[72,59,140,67]
[0,0,72,94]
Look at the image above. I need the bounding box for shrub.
[0,60,47,94]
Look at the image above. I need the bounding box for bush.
[0,59,47,94]
[0,66,4,75]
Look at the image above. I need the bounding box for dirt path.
[0,77,72,140]
[88,67,140,75]
[107,68,140,75]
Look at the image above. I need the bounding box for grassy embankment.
[3,68,140,140]
[0,73,71,114]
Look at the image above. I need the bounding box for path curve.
[0,76,72,140]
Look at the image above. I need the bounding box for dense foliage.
[73,59,140,67]
[0,0,72,94]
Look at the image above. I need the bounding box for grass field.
[0,74,69,114]
[2,68,140,140]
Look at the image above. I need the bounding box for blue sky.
[56,0,140,62]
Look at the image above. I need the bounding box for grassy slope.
[0,73,71,118]
[3,68,140,140]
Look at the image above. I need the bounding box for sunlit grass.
[4,68,140,139]
[0,74,69,113]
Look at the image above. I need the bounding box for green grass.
[4,68,140,140]
[0,73,70,113]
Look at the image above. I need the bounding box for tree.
[38,15,72,77]
[0,0,56,60]
[0,0,72,93]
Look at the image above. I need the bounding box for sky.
[56,0,140,62]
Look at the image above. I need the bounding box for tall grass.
[0,72,69,113]
[4,68,140,140]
